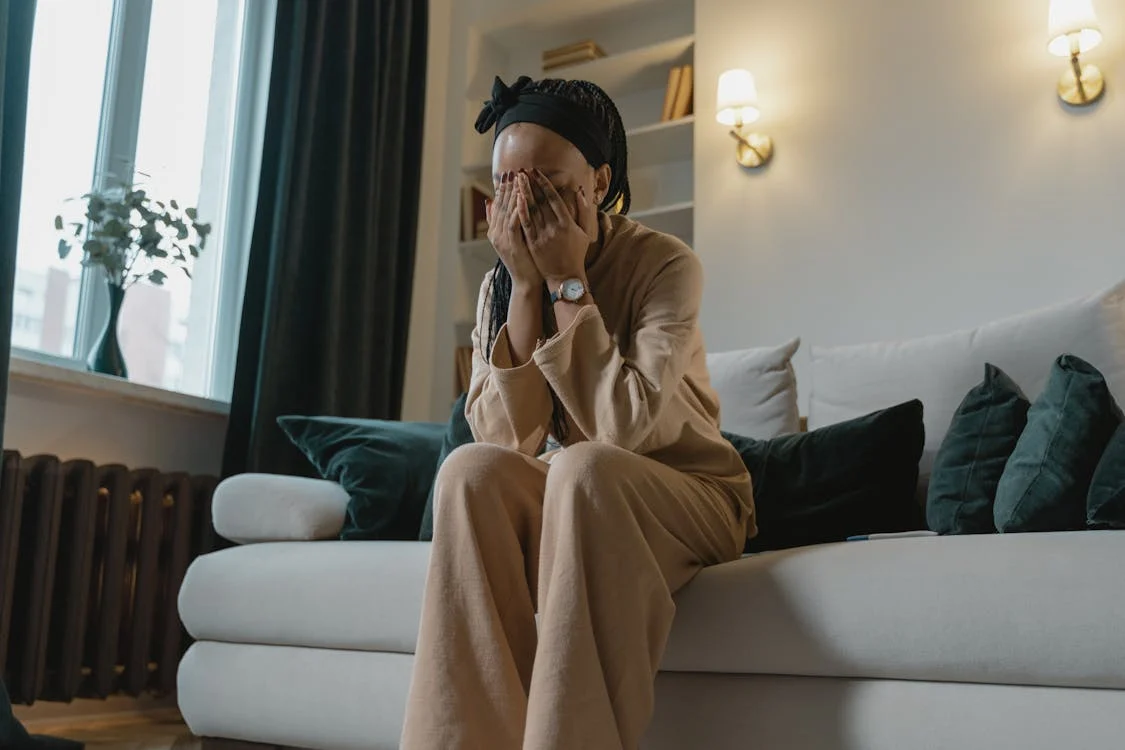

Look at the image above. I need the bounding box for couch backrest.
[806,280,1125,491]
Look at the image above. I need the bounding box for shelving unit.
[627,116,693,169]
[451,0,696,347]
[630,200,694,239]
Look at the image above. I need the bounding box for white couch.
[178,281,1125,750]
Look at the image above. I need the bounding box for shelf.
[626,116,693,170]
[629,201,693,240]
[469,34,694,102]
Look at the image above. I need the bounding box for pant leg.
[524,442,746,750]
[401,443,548,750]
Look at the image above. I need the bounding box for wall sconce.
[716,69,773,168]
[1048,0,1105,106]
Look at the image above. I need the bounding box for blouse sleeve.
[531,249,702,452]
[465,272,553,454]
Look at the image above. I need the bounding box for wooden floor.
[22,711,199,750]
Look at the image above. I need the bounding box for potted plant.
[55,175,211,378]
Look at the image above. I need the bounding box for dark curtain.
[3,5,79,748]
[223,0,428,478]
[0,0,34,431]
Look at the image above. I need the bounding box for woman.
[401,76,755,750]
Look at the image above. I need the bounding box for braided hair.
[481,78,630,444]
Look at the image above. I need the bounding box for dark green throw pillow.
[723,399,925,552]
[994,355,1122,533]
[419,393,475,541]
[1088,423,1125,529]
[926,364,1030,535]
[278,415,445,541]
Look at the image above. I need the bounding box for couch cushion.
[723,399,924,552]
[925,363,1030,535]
[707,338,801,439]
[278,416,446,541]
[182,532,1125,691]
[179,541,430,653]
[663,530,1125,689]
[808,280,1125,491]
[994,355,1122,533]
[1089,423,1125,529]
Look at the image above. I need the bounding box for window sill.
[8,354,230,418]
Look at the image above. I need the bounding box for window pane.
[14,0,113,357]
[123,0,241,398]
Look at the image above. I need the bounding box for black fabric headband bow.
[473,75,611,168]
[474,75,534,133]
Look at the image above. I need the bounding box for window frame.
[12,0,276,404]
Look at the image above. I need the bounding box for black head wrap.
[474,76,612,168]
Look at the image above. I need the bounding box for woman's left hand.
[515,169,597,286]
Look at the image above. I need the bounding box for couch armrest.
[213,473,348,544]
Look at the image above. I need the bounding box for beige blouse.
[465,213,756,534]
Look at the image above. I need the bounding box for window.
[13,0,275,401]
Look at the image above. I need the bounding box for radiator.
[0,450,219,706]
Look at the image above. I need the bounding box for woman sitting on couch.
[401,75,756,750]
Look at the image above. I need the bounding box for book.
[661,66,683,121]
[461,181,492,242]
[542,39,605,62]
[542,39,606,71]
[671,64,693,119]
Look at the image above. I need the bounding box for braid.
[483,77,631,445]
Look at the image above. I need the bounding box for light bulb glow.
[1048,0,1102,56]
[716,69,761,126]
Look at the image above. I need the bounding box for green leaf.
[185,207,198,220]
[181,266,192,280]
[72,223,84,237]
[188,244,200,258]
[57,238,70,259]
[170,199,179,210]
[53,215,64,231]
[148,269,167,286]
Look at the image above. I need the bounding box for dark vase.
[87,282,128,378]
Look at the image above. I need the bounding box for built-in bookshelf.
[452,0,697,344]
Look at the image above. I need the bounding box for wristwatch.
[550,278,587,304]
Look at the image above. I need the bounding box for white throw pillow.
[808,280,1125,487]
[706,338,801,439]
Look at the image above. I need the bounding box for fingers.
[515,184,539,243]
[518,172,548,234]
[531,169,568,223]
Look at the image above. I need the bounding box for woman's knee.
[548,441,627,481]
[432,443,533,521]
[435,443,517,492]
[544,441,631,513]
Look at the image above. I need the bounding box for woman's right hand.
[488,171,543,291]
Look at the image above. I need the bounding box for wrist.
[511,280,543,299]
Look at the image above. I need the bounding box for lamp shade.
[1048,0,1102,56]
[716,69,760,126]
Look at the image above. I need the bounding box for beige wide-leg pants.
[400,441,746,750]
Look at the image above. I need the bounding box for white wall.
[4,377,226,475]
[694,0,1125,407]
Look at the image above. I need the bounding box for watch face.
[562,278,586,300]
